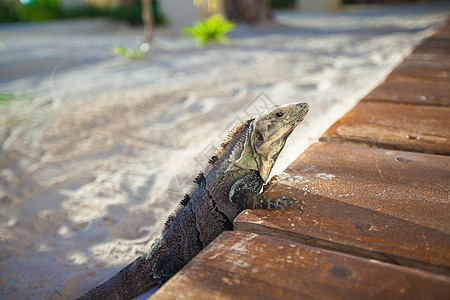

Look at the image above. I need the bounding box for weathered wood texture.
[235,181,450,275]
[411,38,450,59]
[362,79,450,106]
[272,142,450,234]
[152,231,450,300]
[409,21,450,59]
[320,102,450,154]
[429,21,450,40]
[387,59,450,82]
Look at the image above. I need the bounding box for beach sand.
[0,3,449,299]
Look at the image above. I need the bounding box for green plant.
[0,1,21,22]
[0,93,28,106]
[19,0,62,21]
[0,0,166,26]
[183,14,235,48]
[112,46,145,59]
[0,0,61,22]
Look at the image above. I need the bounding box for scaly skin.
[79,102,309,299]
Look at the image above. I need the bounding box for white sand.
[0,3,448,299]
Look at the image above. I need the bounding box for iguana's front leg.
[229,171,305,211]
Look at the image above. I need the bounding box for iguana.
[79,102,309,299]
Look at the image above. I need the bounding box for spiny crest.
[159,117,254,236]
[180,194,190,206]
[208,155,218,164]
[200,117,253,185]
[164,215,175,228]
[193,171,205,185]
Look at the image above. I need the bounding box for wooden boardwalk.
[151,22,450,299]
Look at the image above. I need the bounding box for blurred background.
[0,0,444,26]
[0,0,448,299]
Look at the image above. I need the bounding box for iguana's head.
[236,102,309,182]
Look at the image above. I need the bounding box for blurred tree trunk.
[225,0,272,23]
[141,0,154,43]
[120,0,133,7]
[199,0,225,19]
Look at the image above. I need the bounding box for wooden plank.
[410,23,450,59]
[275,142,449,233]
[320,102,450,155]
[387,59,450,82]
[234,186,450,275]
[406,22,449,60]
[411,39,450,58]
[363,29,450,105]
[430,29,450,40]
[429,22,450,40]
[362,79,450,106]
[151,231,450,300]
[407,52,450,62]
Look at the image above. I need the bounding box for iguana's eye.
[256,131,264,141]
[276,112,283,118]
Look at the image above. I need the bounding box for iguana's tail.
[78,255,158,300]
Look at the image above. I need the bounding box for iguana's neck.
[232,123,258,172]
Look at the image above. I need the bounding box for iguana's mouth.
[282,110,308,134]
[267,104,308,142]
